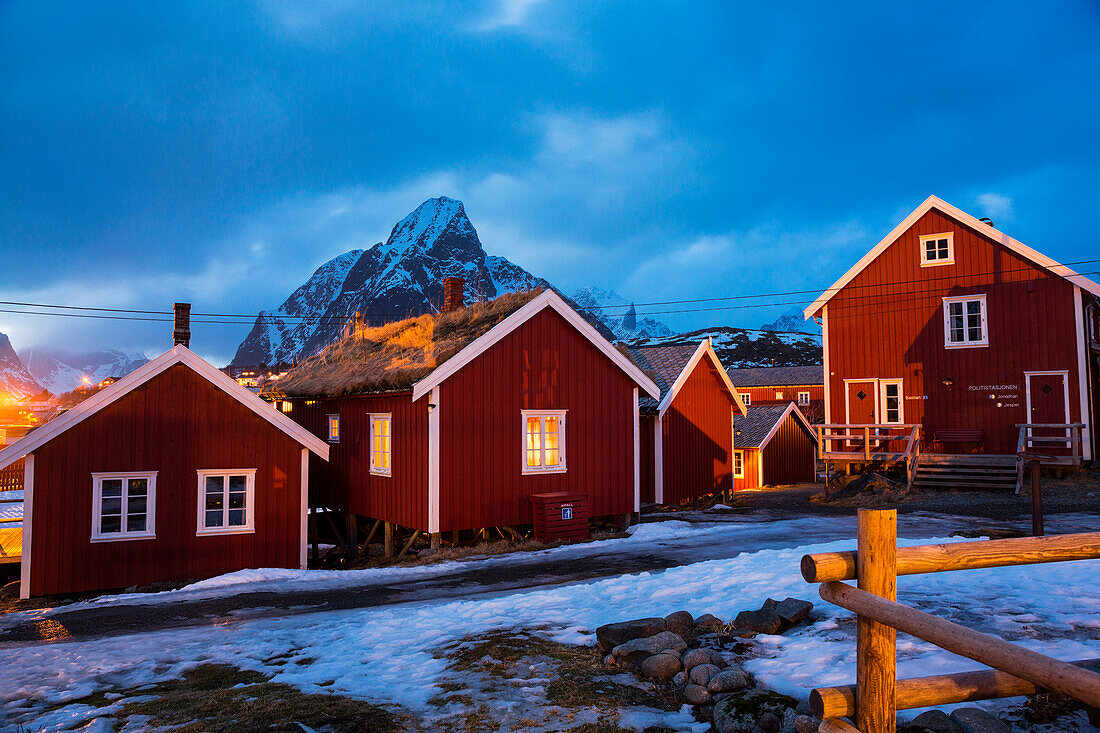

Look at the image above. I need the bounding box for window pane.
[925,240,936,258]
[205,509,223,527]
[229,475,247,493]
[101,497,122,516]
[966,300,981,315]
[206,476,224,494]
[937,239,948,258]
[527,448,542,467]
[544,449,560,467]
[127,495,147,515]
[127,514,146,532]
[206,493,223,511]
[100,515,121,533]
[381,451,390,470]
[102,479,122,497]
[128,478,147,496]
[228,492,246,509]
[228,509,246,526]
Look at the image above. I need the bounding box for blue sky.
[2,0,1098,365]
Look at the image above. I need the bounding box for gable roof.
[412,289,660,400]
[0,345,330,471]
[627,340,745,416]
[733,402,815,449]
[804,195,1100,319]
[727,365,823,388]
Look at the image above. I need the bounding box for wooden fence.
[0,457,23,493]
[801,509,1100,733]
[815,425,921,489]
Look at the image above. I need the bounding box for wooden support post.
[1031,460,1044,537]
[346,512,359,559]
[451,529,460,545]
[856,508,897,733]
[384,522,394,558]
[309,508,319,565]
[431,533,441,552]
[362,519,382,550]
[864,427,871,461]
[398,529,422,557]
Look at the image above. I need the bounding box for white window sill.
[197,527,256,537]
[369,469,392,477]
[920,260,955,267]
[522,467,568,476]
[944,342,989,349]
[90,533,156,543]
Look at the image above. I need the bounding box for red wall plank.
[661,355,735,503]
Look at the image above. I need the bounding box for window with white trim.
[733,451,744,479]
[327,414,340,443]
[775,390,784,400]
[943,295,988,347]
[197,470,256,534]
[92,472,156,541]
[370,414,392,476]
[797,391,810,406]
[879,380,903,424]
[522,410,566,473]
[920,232,954,266]
[739,393,751,406]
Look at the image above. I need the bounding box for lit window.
[920,232,954,266]
[92,472,156,541]
[739,393,751,405]
[197,470,255,534]
[797,391,810,406]
[277,400,293,412]
[370,414,392,476]
[733,451,744,479]
[522,410,566,473]
[775,391,784,400]
[880,381,903,424]
[327,414,340,443]
[943,295,988,347]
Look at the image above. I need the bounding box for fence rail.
[0,457,24,493]
[815,425,921,489]
[802,509,1100,732]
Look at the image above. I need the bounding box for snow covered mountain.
[19,348,149,396]
[0,332,43,403]
[232,197,550,366]
[571,286,673,341]
[760,308,819,334]
[628,326,821,369]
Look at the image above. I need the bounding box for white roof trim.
[758,402,816,449]
[0,345,330,471]
[411,290,660,401]
[804,195,1100,319]
[657,340,747,417]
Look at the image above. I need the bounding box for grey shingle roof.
[727,364,823,388]
[626,343,700,412]
[733,404,796,448]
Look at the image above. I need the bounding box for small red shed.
[0,346,330,599]
[628,340,746,504]
[732,402,817,490]
[268,288,660,537]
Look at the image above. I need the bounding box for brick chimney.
[442,277,464,313]
[173,302,191,348]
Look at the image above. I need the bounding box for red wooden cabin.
[804,195,1099,465]
[726,365,825,423]
[269,289,660,538]
[0,346,330,599]
[732,403,817,490]
[628,341,745,505]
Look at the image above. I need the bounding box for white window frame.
[879,380,904,424]
[196,469,257,536]
[739,393,751,406]
[369,413,392,476]
[943,294,989,348]
[733,450,744,479]
[326,414,340,443]
[775,390,784,400]
[521,410,567,475]
[797,391,811,406]
[91,471,157,542]
[920,232,955,266]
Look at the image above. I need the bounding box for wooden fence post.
[857,508,897,733]
[384,522,394,558]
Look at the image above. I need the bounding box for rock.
[684,684,712,705]
[713,689,800,733]
[733,607,783,635]
[673,671,686,686]
[595,617,667,652]
[665,610,694,636]
[908,710,963,732]
[640,652,682,680]
[683,647,725,671]
[603,653,615,666]
[611,630,687,666]
[794,699,813,716]
[757,712,780,733]
[793,715,818,733]
[708,668,750,693]
[690,663,721,686]
[774,598,813,626]
[949,707,1010,733]
[695,613,725,630]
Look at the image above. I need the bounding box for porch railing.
[815,424,921,489]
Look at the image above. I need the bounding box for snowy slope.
[571,286,672,341]
[629,325,821,368]
[0,332,42,403]
[19,348,149,396]
[760,307,820,334]
[232,197,550,366]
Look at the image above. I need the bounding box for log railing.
[801,509,1100,732]
[1016,423,1084,464]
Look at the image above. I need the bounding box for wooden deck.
[0,525,21,564]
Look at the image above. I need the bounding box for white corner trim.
[803,195,1100,319]
[299,447,309,570]
[19,453,33,600]
[633,387,640,513]
[428,385,441,533]
[758,402,817,450]
[411,290,660,401]
[822,305,831,424]
[654,417,664,504]
[1073,286,1093,460]
[657,340,744,417]
[0,345,330,472]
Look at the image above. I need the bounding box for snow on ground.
[2,518,1098,730]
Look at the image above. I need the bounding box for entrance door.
[846,380,877,452]
[1026,371,1069,454]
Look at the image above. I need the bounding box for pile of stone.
[595,602,819,733]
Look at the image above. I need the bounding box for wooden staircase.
[911,454,1019,492]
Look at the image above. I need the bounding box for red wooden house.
[268,288,660,540]
[0,345,330,599]
[627,341,745,504]
[731,403,817,490]
[804,195,1099,480]
[726,365,825,422]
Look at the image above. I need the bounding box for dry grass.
[267,290,541,398]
